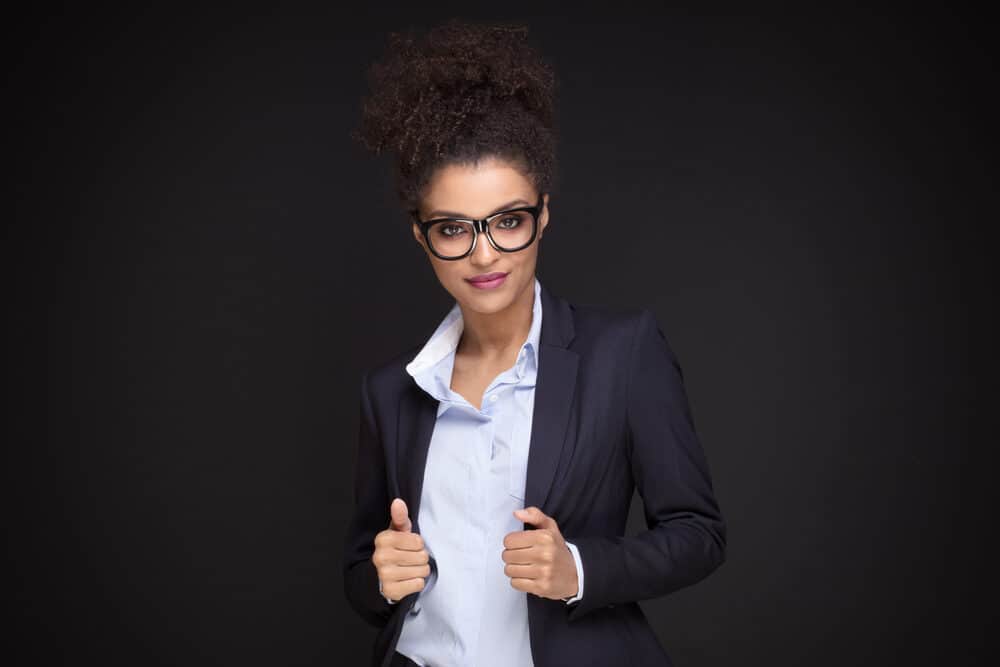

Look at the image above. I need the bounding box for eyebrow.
[426,198,532,220]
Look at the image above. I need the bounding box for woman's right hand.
[372,498,431,603]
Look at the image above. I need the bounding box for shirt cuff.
[562,541,584,604]
[378,576,398,605]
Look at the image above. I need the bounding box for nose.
[469,225,500,265]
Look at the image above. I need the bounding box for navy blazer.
[343,282,727,667]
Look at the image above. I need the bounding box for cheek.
[429,259,461,283]
[516,247,540,267]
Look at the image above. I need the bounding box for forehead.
[420,158,535,219]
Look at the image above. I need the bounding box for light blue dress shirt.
[378,275,584,666]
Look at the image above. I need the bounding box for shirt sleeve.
[378,576,398,605]
[561,541,585,604]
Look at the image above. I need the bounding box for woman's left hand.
[502,506,579,600]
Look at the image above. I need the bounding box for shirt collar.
[405,276,543,404]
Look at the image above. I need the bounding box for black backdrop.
[8,4,990,666]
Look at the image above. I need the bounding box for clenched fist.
[502,506,579,600]
[372,498,430,603]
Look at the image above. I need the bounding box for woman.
[343,19,726,667]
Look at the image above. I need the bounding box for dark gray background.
[8,3,990,666]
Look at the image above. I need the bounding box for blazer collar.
[396,279,579,534]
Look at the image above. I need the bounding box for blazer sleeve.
[342,369,397,628]
[566,308,727,623]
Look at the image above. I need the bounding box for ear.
[412,222,426,249]
[538,193,550,239]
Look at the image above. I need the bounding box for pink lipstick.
[465,271,509,290]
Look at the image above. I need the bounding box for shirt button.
[490,394,499,402]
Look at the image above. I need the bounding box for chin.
[459,293,511,314]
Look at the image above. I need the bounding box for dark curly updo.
[352,18,559,215]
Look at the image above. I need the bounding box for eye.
[440,223,467,237]
[496,215,522,229]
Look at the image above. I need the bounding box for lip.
[465,271,509,290]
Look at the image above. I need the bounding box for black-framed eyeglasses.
[409,192,545,261]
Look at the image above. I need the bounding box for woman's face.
[411,157,549,316]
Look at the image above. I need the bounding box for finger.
[382,562,432,583]
[501,543,538,564]
[514,506,557,531]
[509,577,540,596]
[503,529,552,550]
[376,529,424,551]
[389,497,412,532]
[390,532,426,551]
[383,576,426,601]
[390,547,430,566]
[503,562,538,580]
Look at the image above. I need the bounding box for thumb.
[389,497,412,532]
[514,506,557,532]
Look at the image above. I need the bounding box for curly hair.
[351,18,559,214]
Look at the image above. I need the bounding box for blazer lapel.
[396,281,579,534]
[395,387,437,535]
[523,283,579,514]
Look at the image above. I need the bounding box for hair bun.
[355,18,556,157]
[353,18,558,211]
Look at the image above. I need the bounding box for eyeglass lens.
[427,211,536,258]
